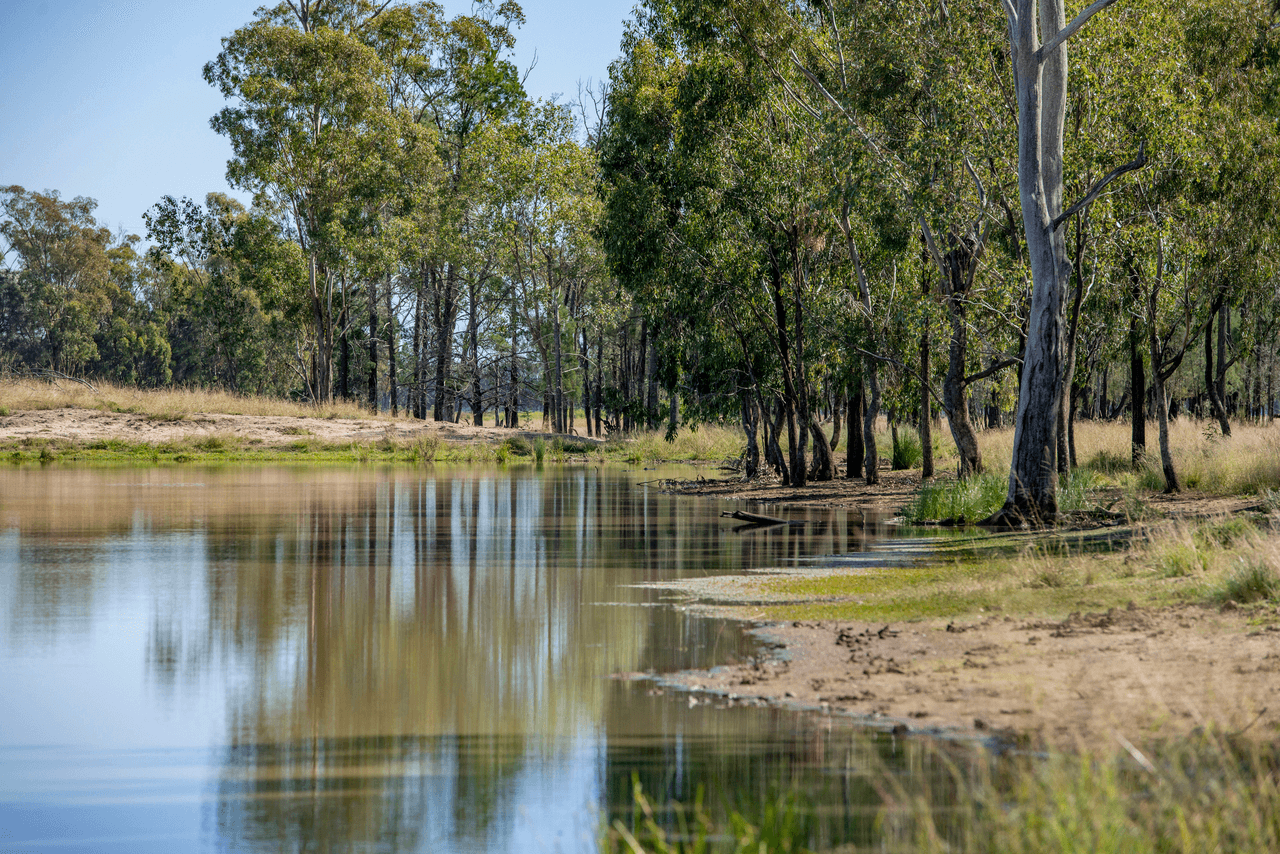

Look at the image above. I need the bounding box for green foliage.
[908,473,1008,523]
[602,776,813,854]
[533,437,546,464]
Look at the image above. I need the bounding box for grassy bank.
[760,516,1280,624]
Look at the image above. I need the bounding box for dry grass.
[974,417,1280,495]
[0,377,384,421]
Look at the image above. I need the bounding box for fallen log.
[720,510,806,527]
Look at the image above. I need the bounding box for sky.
[0,0,636,243]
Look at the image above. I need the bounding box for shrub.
[501,436,532,457]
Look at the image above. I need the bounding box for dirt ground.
[7,407,1276,750]
[653,471,1278,751]
[659,604,1280,751]
[0,406,588,448]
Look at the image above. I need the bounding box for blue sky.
[0,0,635,242]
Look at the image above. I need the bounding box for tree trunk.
[920,326,934,480]
[1058,212,1088,476]
[594,332,603,437]
[338,302,350,401]
[1129,309,1146,467]
[830,392,844,455]
[943,283,983,479]
[1148,243,1179,493]
[432,264,459,422]
[1215,301,1232,435]
[863,355,880,486]
[385,274,397,417]
[646,333,660,431]
[366,278,378,410]
[989,0,1115,525]
[808,418,834,481]
[847,382,864,480]
[411,271,424,419]
[741,389,760,479]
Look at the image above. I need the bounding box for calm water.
[0,464,931,853]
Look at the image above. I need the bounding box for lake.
[0,464,941,853]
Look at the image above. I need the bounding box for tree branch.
[1052,140,1146,231]
[964,357,1020,385]
[1037,0,1122,63]
[853,347,947,410]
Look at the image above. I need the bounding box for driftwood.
[720,510,806,528]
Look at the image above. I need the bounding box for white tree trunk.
[991,0,1115,525]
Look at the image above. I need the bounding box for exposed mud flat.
[657,588,1280,751]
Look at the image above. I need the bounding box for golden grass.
[0,377,387,420]
[974,417,1280,495]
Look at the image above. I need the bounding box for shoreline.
[642,480,1279,753]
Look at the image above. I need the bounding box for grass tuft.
[892,426,923,471]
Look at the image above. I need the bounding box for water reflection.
[0,464,903,853]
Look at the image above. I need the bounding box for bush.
[500,436,532,457]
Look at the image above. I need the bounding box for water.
[0,464,929,852]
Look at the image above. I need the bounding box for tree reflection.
[0,465,888,852]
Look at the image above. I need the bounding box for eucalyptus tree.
[492,101,605,433]
[405,1,527,422]
[145,193,305,393]
[602,7,856,485]
[205,0,437,403]
[1178,0,1280,436]
[0,186,170,382]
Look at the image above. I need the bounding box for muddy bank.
[654,601,1280,751]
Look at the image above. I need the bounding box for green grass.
[759,517,1280,624]
[604,424,745,464]
[907,469,1108,524]
[891,426,923,470]
[907,471,1009,523]
[602,776,813,854]
[604,733,1280,854]
[888,734,1280,854]
[1213,560,1280,605]
[0,434,523,466]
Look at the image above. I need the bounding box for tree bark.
[808,418,834,481]
[1215,300,1232,435]
[385,274,397,417]
[847,382,864,480]
[863,354,880,486]
[943,273,983,479]
[367,278,378,410]
[740,389,760,479]
[1129,283,1146,467]
[920,324,934,480]
[1148,243,1179,493]
[432,264,459,422]
[988,0,1119,525]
